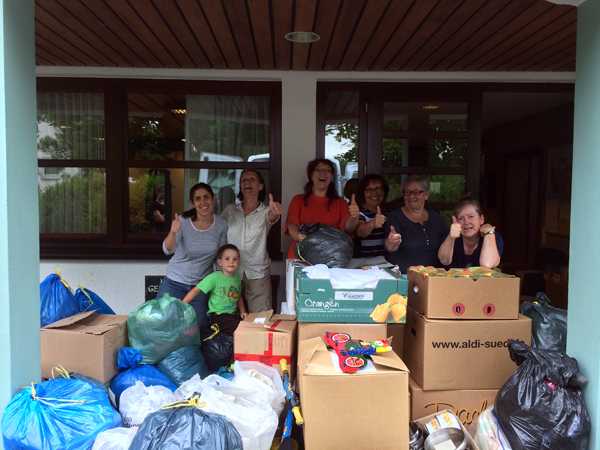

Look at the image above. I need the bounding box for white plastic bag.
[200,375,278,450]
[174,373,204,400]
[233,361,286,414]
[119,381,177,427]
[175,371,281,450]
[475,407,512,450]
[92,427,138,450]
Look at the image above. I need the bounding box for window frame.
[317,82,575,210]
[38,78,282,260]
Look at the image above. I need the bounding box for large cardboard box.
[388,323,405,358]
[409,377,497,434]
[414,409,480,450]
[40,311,128,383]
[295,264,408,323]
[233,311,296,371]
[299,337,409,450]
[403,308,531,390]
[298,322,388,342]
[408,268,520,319]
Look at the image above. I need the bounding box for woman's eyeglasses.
[403,189,426,197]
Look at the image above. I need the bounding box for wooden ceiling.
[35,0,577,71]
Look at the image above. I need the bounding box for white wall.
[39,260,286,314]
[37,68,575,313]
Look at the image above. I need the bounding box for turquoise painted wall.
[568,0,600,448]
[0,0,39,433]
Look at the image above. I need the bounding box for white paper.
[302,264,396,289]
[253,317,266,324]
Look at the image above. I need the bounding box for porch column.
[0,0,39,425]
[281,73,317,250]
[567,0,600,447]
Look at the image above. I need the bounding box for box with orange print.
[294,265,409,324]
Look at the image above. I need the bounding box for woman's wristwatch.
[482,226,496,236]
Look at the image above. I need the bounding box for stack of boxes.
[291,261,412,450]
[403,268,532,433]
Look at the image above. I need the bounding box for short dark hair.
[454,197,482,217]
[402,175,430,193]
[237,169,267,203]
[217,244,240,259]
[357,174,389,206]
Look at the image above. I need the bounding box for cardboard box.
[299,337,409,450]
[298,322,388,342]
[295,265,409,323]
[233,311,296,372]
[409,377,497,434]
[388,323,405,358]
[403,308,531,390]
[41,311,128,383]
[408,269,520,319]
[414,409,480,450]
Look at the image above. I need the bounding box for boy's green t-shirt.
[197,271,241,315]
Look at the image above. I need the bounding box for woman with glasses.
[438,198,503,268]
[384,175,448,272]
[286,158,360,259]
[353,174,389,261]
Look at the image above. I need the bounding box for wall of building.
[36,68,575,312]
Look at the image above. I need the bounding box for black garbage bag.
[297,224,353,268]
[520,292,567,353]
[201,327,234,373]
[129,398,242,450]
[495,340,590,450]
[158,346,209,385]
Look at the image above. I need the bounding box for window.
[381,101,469,215]
[38,79,281,259]
[317,84,473,216]
[37,91,107,235]
[319,90,360,196]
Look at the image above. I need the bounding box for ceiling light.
[171,108,186,115]
[422,105,439,111]
[284,31,320,44]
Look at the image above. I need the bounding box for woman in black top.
[384,175,448,273]
[354,174,389,258]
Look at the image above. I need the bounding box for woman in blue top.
[438,198,503,268]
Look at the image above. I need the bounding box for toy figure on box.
[222,169,282,313]
[182,244,247,336]
[438,198,504,269]
[286,159,360,259]
[384,175,448,273]
[324,332,391,374]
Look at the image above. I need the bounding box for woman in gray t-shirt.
[157,182,227,332]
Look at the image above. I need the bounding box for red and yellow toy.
[323,332,392,374]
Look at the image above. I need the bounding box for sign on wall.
[145,275,165,301]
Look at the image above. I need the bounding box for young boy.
[182,244,247,335]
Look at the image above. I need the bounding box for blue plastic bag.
[40,273,79,327]
[117,346,143,370]
[2,376,121,450]
[75,287,115,315]
[158,346,209,386]
[110,347,176,406]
